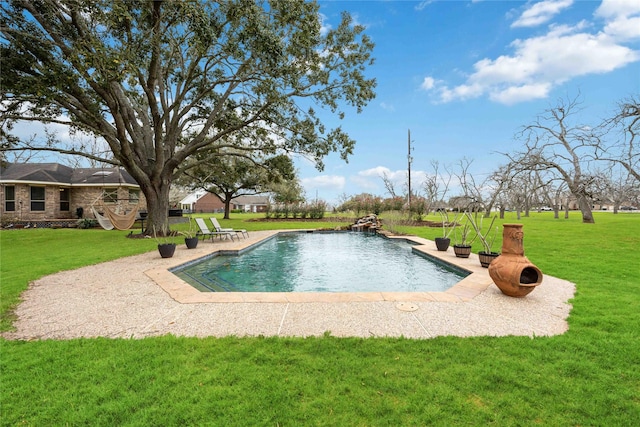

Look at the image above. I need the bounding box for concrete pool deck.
[3,230,576,340]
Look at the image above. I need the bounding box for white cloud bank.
[421,0,640,105]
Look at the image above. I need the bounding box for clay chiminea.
[488,224,542,297]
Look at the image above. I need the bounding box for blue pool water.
[173,232,467,293]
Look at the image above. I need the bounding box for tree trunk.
[576,193,595,223]
[139,181,171,236]
[223,195,232,220]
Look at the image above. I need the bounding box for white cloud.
[595,0,640,19]
[439,83,485,103]
[350,167,398,192]
[350,175,379,192]
[319,13,331,36]
[511,0,574,28]
[350,167,431,196]
[489,83,552,105]
[302,175,346,190]
[420,76,436,90]
[357,166,398,179]
[431,13,639,105]
[595,0,640,41]
[602,15,640,40]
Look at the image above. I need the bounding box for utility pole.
[407,129,412,212]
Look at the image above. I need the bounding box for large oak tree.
[0,0,376,234]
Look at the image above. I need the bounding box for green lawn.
[1,212,639,425]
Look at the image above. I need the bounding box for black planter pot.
[478,251,500,268]
[184,237,199,249]
[453,244,472,258]
[435,237,451,251]
[158,243,176,258]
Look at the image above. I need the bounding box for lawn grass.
[1,212,639,425]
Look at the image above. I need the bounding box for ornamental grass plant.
[1,212,639,425]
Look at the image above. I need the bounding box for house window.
[4,186,15,211]
[103,188,118,203]
[60,188,70,211]
[129,189,140,203]
[31,187,45,211]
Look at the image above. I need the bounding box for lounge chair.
[210,217,248,238]
[194,218,236,241]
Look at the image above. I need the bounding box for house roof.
[180,191,269,206]
[0,163,140,187]
[179,190,207,205]
[232,195,269,205]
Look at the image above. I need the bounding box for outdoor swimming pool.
[172,232,467,293]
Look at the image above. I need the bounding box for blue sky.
[297,0,640,205]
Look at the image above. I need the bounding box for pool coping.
[145,230,495,304]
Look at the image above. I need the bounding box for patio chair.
[210,217,249,239]
[194,218,236,242]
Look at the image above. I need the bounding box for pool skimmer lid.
[396,302,419,312]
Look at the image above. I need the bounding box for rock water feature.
[351,214,381,232]
[488,224,543,297]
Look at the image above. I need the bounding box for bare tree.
[422,160,452,213]
[592,166,638,213]
[597,95,640,182]
[483,163,514,217]
[454,158,486,209]
[380,171,398,198]
[512,95,598,223]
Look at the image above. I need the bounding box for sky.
[295,0,640,205]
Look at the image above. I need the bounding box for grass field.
[1,212,639,425]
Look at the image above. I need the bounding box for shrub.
[77,218,97,229]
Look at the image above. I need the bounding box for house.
[231,195,269,213]
[0,163,145,226]
[179,190,224,213]
[179,191,269,213]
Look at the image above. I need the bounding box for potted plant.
[452,217,477,258]
[435,210,458,251]
[179,217,199,249]
[153,226,177,258]
[466,212,499,267]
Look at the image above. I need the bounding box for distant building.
[179,191,269,213]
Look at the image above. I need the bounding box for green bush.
[76,218,97,229]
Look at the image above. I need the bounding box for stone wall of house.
[79,187,146,219]
[0,184,75,220]
[1,184,146,222]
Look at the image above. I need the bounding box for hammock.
[91,207,115,231]
[103,204,140,230]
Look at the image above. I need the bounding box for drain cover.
[396,302,419,312]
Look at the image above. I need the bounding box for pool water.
[173,232,466,293]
